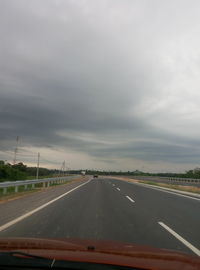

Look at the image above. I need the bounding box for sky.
[1,0,200,172]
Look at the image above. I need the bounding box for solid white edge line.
[117,188,120,191]
[158,221,200,256]
[134,183,200,201]
[0,179,91,232]
[126,195,135,203]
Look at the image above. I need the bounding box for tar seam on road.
[0,179,91,232]
[131,182,200,201]
[126,195,135,203]
[117,188,120,191]
[158,221,200,256]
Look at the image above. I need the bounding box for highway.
[0,177,199,256]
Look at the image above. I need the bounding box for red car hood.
[0,238,199,270]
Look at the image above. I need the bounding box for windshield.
[0,0,200,262]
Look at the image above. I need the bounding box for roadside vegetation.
[0,160,60,182]
[1,160,200,183]
[72,168,200,179]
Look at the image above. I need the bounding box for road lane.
[0,179,91,232]
[108,178,200,253]
[0,177,199,256]
[0,176,89,226]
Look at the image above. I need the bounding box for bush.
[0,161,27,181]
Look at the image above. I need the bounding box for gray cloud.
[1,0,200,171]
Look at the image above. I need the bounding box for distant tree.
[12,162,27,172]
[0,160,5,165]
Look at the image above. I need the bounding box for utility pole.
[66,165,70,175]
[59,161,66,176]
[36,152,40,179]
[63,160,65,176]
[13,136,19,165]
[59,161,64,177]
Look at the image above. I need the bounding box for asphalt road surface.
[0,177,199,256]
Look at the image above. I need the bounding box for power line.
[1,138,69,171]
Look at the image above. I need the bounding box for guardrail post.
[24,184,28,190]
[3,187,7,195]
[15,186,18,193]
[43,182,45,188]
[32,184,35,189]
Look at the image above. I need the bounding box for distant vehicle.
[93,175,98,178]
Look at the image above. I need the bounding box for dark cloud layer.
[1,0,200,171]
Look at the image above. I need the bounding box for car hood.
[0,238,199,270]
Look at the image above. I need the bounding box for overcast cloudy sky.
[1,0,200,172]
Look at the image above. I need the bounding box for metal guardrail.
[0,175,80,195]
[132,176,200,183]
[162,177,200,183]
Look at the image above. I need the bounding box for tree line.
[1,160,200,182]
[0,160,59,182]
[70,169,200,179]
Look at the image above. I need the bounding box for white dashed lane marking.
[126,195,135,203]
[158,221,200,256]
